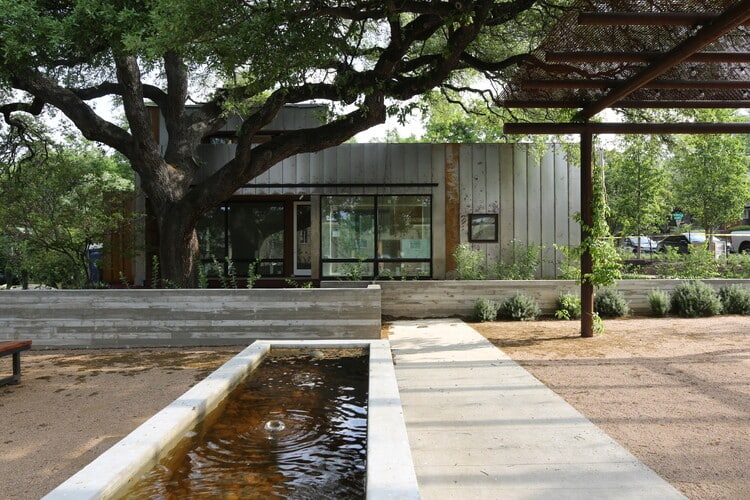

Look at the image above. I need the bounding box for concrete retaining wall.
[379,279,750,318]
[0,286,381,348]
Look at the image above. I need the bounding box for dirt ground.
[0,347,243,499]
[1,316,749,499]
[472,316,750,500]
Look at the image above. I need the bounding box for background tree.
[420,91,506,143]
[0,0,568,285]
[0,120,135,288]
[605,134,671,249]
[670,110,750,236]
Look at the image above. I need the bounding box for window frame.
[468,213,499,243]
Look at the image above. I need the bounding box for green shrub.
[647,289,671,317]
[719,254,750,279]
[494,240,543,280]
[670,281,722,318]
[718,285,750,315]
[498,293,541,321]
[595,288,630,318]
[474,298,499,322]
[453,243,486,280]
[653,246,719,279]
[555,293,581,320]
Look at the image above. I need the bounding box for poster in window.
[469,214,498,242]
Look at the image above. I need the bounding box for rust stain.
[445,144,461,272]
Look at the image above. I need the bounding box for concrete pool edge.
[42,340,419,500]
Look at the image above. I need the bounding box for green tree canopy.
[0,0,569,285]
[605,134,671,240]
[670,110,750,234]
[0,120,135,288]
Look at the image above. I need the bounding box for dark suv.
[656,233,722,254]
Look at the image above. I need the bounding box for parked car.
[620,236,658,254]
[656,233,726,254]
[730,230,750,254]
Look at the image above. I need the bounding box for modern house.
[113,105,581,286]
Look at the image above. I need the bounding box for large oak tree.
[1,0,563,285]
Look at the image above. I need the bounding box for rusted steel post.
[580,128,594,338]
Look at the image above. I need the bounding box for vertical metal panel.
[485,145,501,267]
[472,144,486,213]
[513,145,528,244]
[444,145,461,275]
[458,145,474,244]
[499,144,515,249]
[417,143,432,183]
[281,155,297,186]
[309,150,324,186]
[370,144,387,185]
[540,147,557,278]
[268,158,284,194]
[401,143,415,184]
[336,145,351,193]
[554,145,571,259]
[568,150,582,246]
[323,148,337,184]
[297,151,311,186]
[526,147,542,278]
[350,144,365,194]
[391,144,406,184]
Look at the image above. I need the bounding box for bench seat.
[0,340,33,387]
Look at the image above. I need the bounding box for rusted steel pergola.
[501,0,750,337]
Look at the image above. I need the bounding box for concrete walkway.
[388,319,686,500]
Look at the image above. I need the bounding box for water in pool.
[129,348,368,499]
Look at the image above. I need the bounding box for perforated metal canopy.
[502,0,750,124]
[500,0,750,337]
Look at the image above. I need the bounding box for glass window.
[295,203,312,276]
[197,201,285,278]
[377,196,431,259]
[228,203,284,262]
[196,206,226,259]
[321,196,375,260]
[321,195,431,279]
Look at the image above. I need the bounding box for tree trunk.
[154,206,200,288]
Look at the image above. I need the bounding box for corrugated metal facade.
[192,142,580,279]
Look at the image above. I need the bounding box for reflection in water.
[130,350,368,499]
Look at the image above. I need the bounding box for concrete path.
[388,319,686,500]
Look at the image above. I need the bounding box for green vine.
[568,147,622,288]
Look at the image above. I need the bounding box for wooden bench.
[0,340,33,387]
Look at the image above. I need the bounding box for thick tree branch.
[10,70,135,157]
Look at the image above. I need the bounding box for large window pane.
[228,203,284,261]
[377,196,431,259]
[321,196,375,260]
[196,206,226,259]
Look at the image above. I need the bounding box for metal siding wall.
[454,143,581,279]
[189,142,581,280]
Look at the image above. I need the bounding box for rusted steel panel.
[444,145,461,273]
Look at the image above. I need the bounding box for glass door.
[294,202,312,276]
